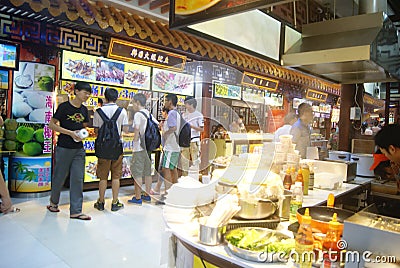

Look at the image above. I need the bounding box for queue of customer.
[43,87,206,219]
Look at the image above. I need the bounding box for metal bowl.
[235,198,278,220]
[224,227,292,262]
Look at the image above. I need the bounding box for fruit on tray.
[4,119,18,131]
[23,142,42,156]
[16,126,35,143]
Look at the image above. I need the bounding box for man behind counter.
[290,103,313,159]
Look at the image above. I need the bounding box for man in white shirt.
[93,87,129,211]
[181,96,204,175]
[162,94,180,190]
[128,93,158,205]
[274,112,297,142]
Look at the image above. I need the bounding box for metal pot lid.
[329,151,350,154]
[350,153,373,158]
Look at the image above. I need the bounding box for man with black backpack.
[128,93,160,205]
[93,88,128,211]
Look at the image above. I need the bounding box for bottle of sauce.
[283,168,292,190]
[294,208,314,268]
[322,213,341,268]
[302,164,310,195]
[296,168,304,191]
[308,162,314,191]
[291,166,296,186]
[289,182,303,223]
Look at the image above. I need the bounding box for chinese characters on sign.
[43,95,53,154]
[107,38,187,72]
[242,72,279,91]
[364,94,385,108]
[306,89,328,102]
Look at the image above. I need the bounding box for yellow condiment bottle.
[294,208,314,268]
[302,164,310,195]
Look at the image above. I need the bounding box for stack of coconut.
[3,119,18,151]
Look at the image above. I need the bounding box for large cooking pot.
[350,153,375,177]
[235,198,278,220]
[328,151,351,161]
[296,194,354,234]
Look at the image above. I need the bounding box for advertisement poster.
[11,62,54,193]
[213,82,241,100]
[84,154,135,182]
[3,156,8,188]
[0,70,8,90]
[61,81,139,101]
[84,155,101,182]
[123,62,151,90]
[242,88,265,104]
[152,68,194,96]
[10,156,51,192]
[170,0,277,28]
[0,42,18,69]
[62,50,96,82]
[265,92,283,107]
[83,137,134,154]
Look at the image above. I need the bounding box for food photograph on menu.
[123,62,151,90]
[96,59,125,85]
[170,0,272,28]
[62,50,96,82]
[152,68,194,96]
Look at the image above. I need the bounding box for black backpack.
[95,107,123,160]
[175,111,191,148]
[139,111,161,152]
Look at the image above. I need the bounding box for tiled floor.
[0,186,168,268]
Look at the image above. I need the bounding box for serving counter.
[164,182,367,268]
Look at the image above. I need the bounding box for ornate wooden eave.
[6,0,341,95]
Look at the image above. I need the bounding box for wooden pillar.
[200,82,212,174]
[338,84,363,152]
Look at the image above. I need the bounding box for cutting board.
[351,139,375,154]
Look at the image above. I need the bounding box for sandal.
[3,207,20,214]
[46,205,60,213]
[70,214,91,221]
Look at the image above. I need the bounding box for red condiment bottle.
[283,168,292,190]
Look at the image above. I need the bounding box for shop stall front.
[59,44,196,190]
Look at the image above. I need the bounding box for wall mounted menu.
[62,50,151,90]
[152,68,194,96]
[213,82,241,100]
[242,87,265,104]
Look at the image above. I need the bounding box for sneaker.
[141,195,151,203]
[94,201,105,211]
[111,200,124,211]
[128,198,142,205]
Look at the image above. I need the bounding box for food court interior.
[1,0,400,267]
